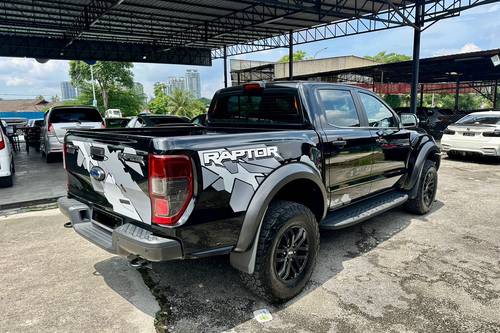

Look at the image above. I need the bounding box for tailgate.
[65,131,152,224]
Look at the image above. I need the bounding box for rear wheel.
[45,152,54,163]
[405,160,438,215]
[239,200,319,303]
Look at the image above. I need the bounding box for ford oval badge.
[90,166,106,181]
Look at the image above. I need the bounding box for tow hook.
[63,222,73,228]
[127,255,152,269]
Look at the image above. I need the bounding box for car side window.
[318,89,360,127]
[358,92,396,128]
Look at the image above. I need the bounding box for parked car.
[40,106,104,163]
[24,118,44,153]
[58,82,440,303]
[105,117,130,128]
[441,111,500,158]
[0,120,14,187]
[126,114,190,127]
[105,109,122,118]
[394,107,454,139]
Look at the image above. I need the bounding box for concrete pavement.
[0,209,159,333]
[0,156,499,333]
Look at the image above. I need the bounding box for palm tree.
[167,89,202,118]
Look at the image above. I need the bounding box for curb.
[0,196,62,211]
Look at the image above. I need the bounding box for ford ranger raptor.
[58,82,440,303]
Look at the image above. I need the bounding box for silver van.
[40,106,104,162]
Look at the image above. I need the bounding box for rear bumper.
[46,136,63,153]
[58,196,183,262]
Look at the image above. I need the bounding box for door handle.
[332,139,347,147]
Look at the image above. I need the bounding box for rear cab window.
[456,114,500,126]
[208,87,306,126]
[49,108,102,123]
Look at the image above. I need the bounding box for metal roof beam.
[63,0,125,47]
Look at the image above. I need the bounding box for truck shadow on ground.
[95,202,444,333]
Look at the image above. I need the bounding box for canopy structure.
[0,0,495,64]
[0,0,497,110]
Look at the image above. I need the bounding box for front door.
[356,91,411,194]
[316,88,374,209]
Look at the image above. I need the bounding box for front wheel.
[405,160,438,215]
[239,200,319,303]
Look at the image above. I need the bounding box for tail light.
[101,122,106,128]
[47,122,55,135]
[0,130,5,150]
[443,128,455,135]
[483,130,500,137]
[148,154,193,226]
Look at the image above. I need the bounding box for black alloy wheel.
[274,226,309,282]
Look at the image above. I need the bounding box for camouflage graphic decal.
[72,140,151,224]
[198,145,282,212]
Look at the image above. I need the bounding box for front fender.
[230,162,327,274]
[403,136,440,197]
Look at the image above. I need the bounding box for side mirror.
[400,113,419,128]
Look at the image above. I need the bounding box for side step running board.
[320,191,408,230]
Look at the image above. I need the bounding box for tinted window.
[318,89,360,127]
[456,114,500,125]
[49,108,102,123]
[359,93,396,128]
[210,90,303,125]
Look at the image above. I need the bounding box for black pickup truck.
[58,82,440,303]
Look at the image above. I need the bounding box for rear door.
[356,91,411,194]
[49,108,103,143]
[315,87,374,209]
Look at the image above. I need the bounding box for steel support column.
[419,84,424,107]
[223,46,228,88]
[410,0,424,114]
[288,31,293,80]
[494,80,498,109]
[454,76,460,111]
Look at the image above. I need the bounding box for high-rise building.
[60,81,78,101]
[185,69,201,98]
[164,77,186,96]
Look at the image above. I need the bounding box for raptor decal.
[198,145,282,212]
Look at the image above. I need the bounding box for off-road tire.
[405,160,438,215]
[239,200,319,303]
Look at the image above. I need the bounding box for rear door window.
[318,89,360,127]
[50,108,102,123]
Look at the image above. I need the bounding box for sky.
[0,3,499,101]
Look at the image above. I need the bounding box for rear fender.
[230,162,327,274]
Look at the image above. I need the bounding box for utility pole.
[90,64,97,108]
[288,30,293,80]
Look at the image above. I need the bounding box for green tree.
[278,50,310,63]
[166,89,205,118]
[365,51,411,63]
[69,61,134,110]
[383,94,403,108]
[148,88,205,118]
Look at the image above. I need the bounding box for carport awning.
[0,0,478,65]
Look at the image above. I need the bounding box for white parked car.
[441,111,500,157]
[40,106,104,163]
[105,109,122,118]
[0,120,14,187]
